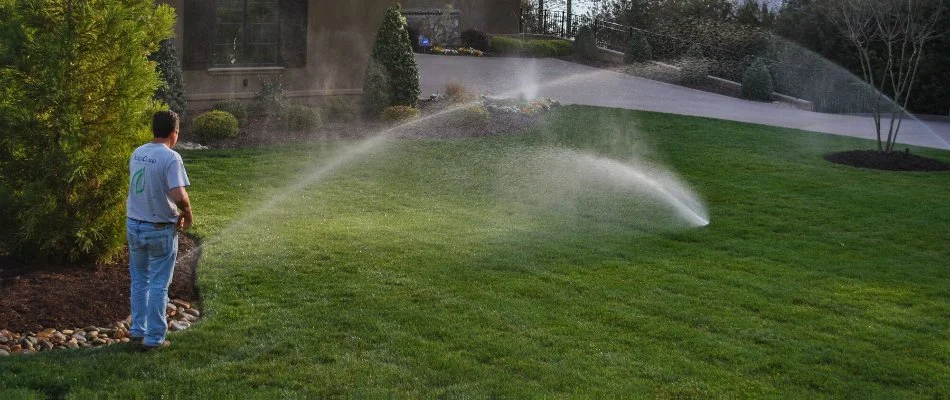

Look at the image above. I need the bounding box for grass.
[2,106,949,398]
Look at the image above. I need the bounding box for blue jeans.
[127,218,178,346]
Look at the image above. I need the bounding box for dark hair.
[152,110,180,138]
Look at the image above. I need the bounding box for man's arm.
[170,186,193,230]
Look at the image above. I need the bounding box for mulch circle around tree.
[824,150,950,172]
[0,234,201,334]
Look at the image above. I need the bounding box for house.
[401,0,521,46]
[159,1,520,110]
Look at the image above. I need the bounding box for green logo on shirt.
[132,167,146,194]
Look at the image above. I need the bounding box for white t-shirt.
[126,143,190,223]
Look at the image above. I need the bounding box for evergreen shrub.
[212,99,248,126]
[193,111,239,140]
[741,59,774,102]
[278,104,322,131]
[572,25,598,60]
[0,0,174,262]
[381,105,420,123]
[150,39,187,119]
[681,44,709,84]
[625,36,652,63]
[362,7,420,117]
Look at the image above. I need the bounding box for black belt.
[129,218,173,229]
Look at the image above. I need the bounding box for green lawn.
[2,106,949,398]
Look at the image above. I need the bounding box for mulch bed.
[0,234,200,333]
[824,150,950,172]
[1,97,550,335]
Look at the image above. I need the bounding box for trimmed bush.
[150,39,187,119]
[0,0,174,262]
[681,44,709,84]
[624,36,652,64]
[491,36,523,54]
[742,59,774,102]
[461,29,491,51]
[490,37,572,57]
[212,99,248,126]
[572,25,598,60]
[255,79,287,115]
[193,111,239,140]
[278,104,322,131]
[451,104,490,127]
[445,82,477,104]
[362,7,420,117]
[321,96,359,122]
[381,105,420,123]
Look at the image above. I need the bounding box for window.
[183,0,307,70]
[213,0,280,67]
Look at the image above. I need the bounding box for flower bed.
[431,46,484,57]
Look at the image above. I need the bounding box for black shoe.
[140,340,171,352]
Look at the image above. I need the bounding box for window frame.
[211,0,282,68]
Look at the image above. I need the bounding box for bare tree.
[829,0,943,152]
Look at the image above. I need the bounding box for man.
[126,110,193,351]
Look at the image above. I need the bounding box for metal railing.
[519,9,790,83]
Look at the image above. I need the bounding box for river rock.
[91,338,107,346]
[10,344,22,352]
[0,345,9,353]
[0,350,8,356]
[85,330,99,340]
[169,321,190,331]
[165,303,177,316]
[183,309,200,318]
[119,338,130,343]
[65,339,79,349]
[61,329,74,335]
[72,334,87,343]
[24,336,37,346]
[52,332,67,343]
[182,313,198,322]
[171,299,191,309]
[38,340,54,351]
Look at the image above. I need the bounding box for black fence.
[521,10,792,83]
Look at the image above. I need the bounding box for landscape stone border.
[0,299,200,356]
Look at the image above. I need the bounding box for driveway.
[416,54,950,150]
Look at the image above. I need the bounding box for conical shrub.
[741,59,774,102]
[624,35,652,64]
[149,39,187,120]
[362,7,420,117]
[573,24,598,60]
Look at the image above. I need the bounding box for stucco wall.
[160,0,396,109]
[401,0,520,34]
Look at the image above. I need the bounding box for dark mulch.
[0,234,201,333]
[824,150,950,172]
[190,106,545,149]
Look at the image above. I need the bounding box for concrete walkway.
[416,54,950,150]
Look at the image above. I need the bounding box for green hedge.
[0,0,174,262]
[212,99,248,126]
[193,110,239,140]
[491,36,572,57]
[741,59,774,102]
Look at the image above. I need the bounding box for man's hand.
[177,209,193,230]
[170,186,193,230]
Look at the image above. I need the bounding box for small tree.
[362,7,420,117]
[829,0,944,152]
[680,44,709,83]
[624,35,652,63]
[0,1,174,262]
[741,59,774,101]
[573,24,599,60]
[149,39,187,120]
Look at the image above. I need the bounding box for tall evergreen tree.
[362,7,420,117]
[0,0,174,262]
